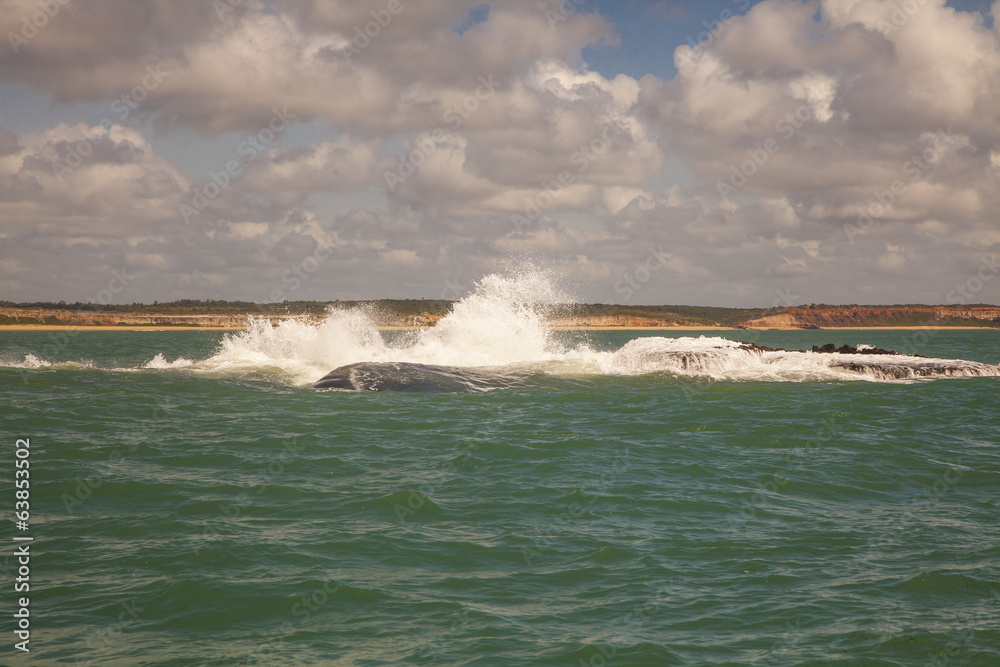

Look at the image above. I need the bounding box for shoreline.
[0,324,996,332]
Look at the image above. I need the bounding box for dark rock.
[809,343,900,355]
[738,342,785,353]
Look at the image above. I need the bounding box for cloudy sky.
[1,0,999,307]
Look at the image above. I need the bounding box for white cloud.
[0,0,998,306]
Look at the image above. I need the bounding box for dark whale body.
[312,361,535,393]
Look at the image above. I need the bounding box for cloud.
[1,0,615,135]
[638,0,1000,245]
[242,137,380,200]
[382,61,662,219]
[1,0,999,306]
[0,123,187,239]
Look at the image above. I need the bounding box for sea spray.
[128,270,1000,387]
[202,311,391,385]
[399,270,570,367]
[189,270,575,384]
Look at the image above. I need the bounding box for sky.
[1,0,999,307]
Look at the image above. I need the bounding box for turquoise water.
[2,325,999,666]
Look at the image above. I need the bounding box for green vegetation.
[0,299,454,317]
[0,300,997,327]
[566,303,776,326]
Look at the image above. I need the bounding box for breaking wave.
[190,270,998,390]
[5,269,997,390]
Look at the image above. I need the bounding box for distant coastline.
[1,325,996,332]
[1,301,999,331]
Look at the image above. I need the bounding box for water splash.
[390,270,569,367]
[0,353,52,369]
[111,270,999,386]
[173,270,572,385]
[145,353,195,370]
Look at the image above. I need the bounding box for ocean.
[2,275,999,666]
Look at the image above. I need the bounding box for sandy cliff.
[2,305,999,329]
[738,307,1000,329]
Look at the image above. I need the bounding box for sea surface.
[2,279,999,665]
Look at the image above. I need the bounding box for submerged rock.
[811,343,901,356]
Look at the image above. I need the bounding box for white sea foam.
[601,337,1000,382]
[0,354,97,370]
[124,270,999,386]
[182,270,573,385]
[0,353,52,369]
[145,353,195,369]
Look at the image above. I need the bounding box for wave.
[145,353,196,369]
[123,268,1000,388]
[169,269,577,386]
[5,270,998,389]
[311,337,1000,392]
[0,353,95,370]
[3,353,51,369]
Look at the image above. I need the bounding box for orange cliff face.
[545,315,699,328]
[3,306,999,329]
[738,307,1000,329]
[0,307,703,329]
